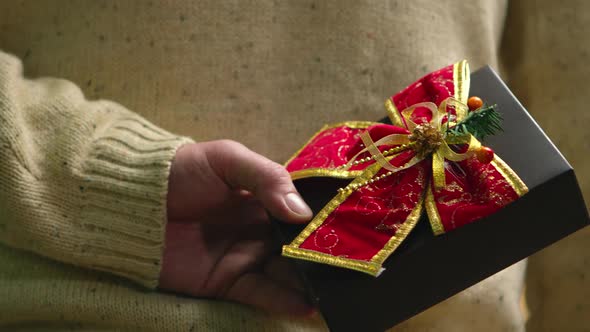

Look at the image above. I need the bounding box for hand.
[159,140,315,315]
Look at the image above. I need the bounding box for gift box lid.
[273,65,590,331]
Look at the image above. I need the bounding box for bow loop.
[350,97,482,191]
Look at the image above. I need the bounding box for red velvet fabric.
[299,153,428,261]
[433,157,519,232]
[286,124,410,173]
[285,63,521,265]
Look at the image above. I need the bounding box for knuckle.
[258,161,292,188]
[214,139,245,151]
[202,140,245,174]
[262,161,290,179]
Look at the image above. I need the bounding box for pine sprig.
[447,104,502,141]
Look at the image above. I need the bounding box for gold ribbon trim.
[338,97,481,191]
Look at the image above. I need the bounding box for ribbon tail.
[282,159,430,276]
[425,180,445,235]
[433,134,482,190]
[432,150,446,190]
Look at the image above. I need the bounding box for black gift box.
[273,66,590,331]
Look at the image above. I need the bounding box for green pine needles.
[447,104,503,141]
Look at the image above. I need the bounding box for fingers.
[202,140,312,223]
[225,272,315,316]
[190,191,270,225]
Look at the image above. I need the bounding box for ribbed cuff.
[75,112,193,288]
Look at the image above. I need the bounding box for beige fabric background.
[0,0,588,330]
[502,1,590,330]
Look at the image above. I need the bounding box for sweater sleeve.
[0,51,193,288]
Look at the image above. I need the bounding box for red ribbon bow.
[282,60,527,276]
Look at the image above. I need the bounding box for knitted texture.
[0,52,193,288]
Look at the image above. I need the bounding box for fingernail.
[284,193,313,218]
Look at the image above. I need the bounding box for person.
[0,1,589,331]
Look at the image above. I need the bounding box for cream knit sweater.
[0,1,589,331]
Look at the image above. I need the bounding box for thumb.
[203,140,313,223]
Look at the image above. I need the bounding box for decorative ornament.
[282,60,527,276]
[476,146,495,164]
[468,96,484,111]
